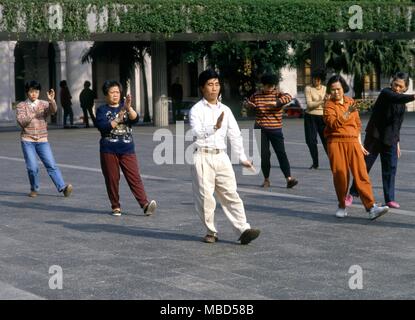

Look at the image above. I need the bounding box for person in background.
[16,80,73,198]
[304,68,328,169]
[346,72,415,209]
[59,80,74,128]
[169,77,183,122]
[246,73,298,189]
[323,75,389,220]
[79,80,96,128]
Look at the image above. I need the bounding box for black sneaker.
[286,178,298,188]
[239,229,261,245]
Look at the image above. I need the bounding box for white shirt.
[189,98,248,162]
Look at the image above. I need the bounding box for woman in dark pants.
[247,73,298,189]
[346,72,415,209]
[304,69,328,169]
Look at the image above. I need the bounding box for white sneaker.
[335,208,348,218]
[143,200,157,216]
[369,204,389,220]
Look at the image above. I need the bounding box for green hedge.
[0,0,413,40]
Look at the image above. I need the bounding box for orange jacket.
[323,96,361,142]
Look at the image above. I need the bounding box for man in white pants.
[190,69,261,245]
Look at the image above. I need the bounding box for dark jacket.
[365,88,414,146]
[79,88,95,109]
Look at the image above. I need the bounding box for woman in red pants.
[95,80,156,216]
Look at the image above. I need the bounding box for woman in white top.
[304,69,328,169]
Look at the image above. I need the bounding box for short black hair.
[261,73,278,85]
[102,80,122,96]
[25,80,41,93]
[311,68,326,82]
[84,81,91,88]
[391,71,410,88]
[198,69,220,88]
[326,74,349,93]
[59,80,67,87]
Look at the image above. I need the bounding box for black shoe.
[286,178,298,188]
[309,165,318,169]
[239,229,260,245]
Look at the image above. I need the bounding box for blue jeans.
[21,141,66,192]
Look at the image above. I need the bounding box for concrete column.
[151,41,168,127]
[65,41,93,125]
[0,41,17,125]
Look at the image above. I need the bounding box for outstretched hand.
[348,103,358,113]
[361,144,370,156]
[279,94,292,105]
[241,159,256,172]
[216,111,225,129]
[47,89,55,101]
[125,94,132,110]
[243,98,256,109]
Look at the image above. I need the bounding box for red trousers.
[100,152,148,210]
[327,141,375,210]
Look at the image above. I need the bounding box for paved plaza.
[0,113,414,300]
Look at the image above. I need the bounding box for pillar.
[151,41,169,127]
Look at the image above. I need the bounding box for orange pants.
[327,141,375,210]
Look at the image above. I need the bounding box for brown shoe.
[286,178,298,189]
[63,184,73,197]
[239,228,261,245]
[28,191,38,198]
[203,235,218,243]
[261,179,271,188]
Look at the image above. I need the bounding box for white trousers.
[191,150,251,237]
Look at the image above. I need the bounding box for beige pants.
[191,150,251,237]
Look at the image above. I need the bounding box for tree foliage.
[0,0,412,40]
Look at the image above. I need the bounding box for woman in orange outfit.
[323,75,389,220]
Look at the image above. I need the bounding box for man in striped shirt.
[247,73,298,189]
[16,80,73,198]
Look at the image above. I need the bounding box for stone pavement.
[0,113,414,300]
